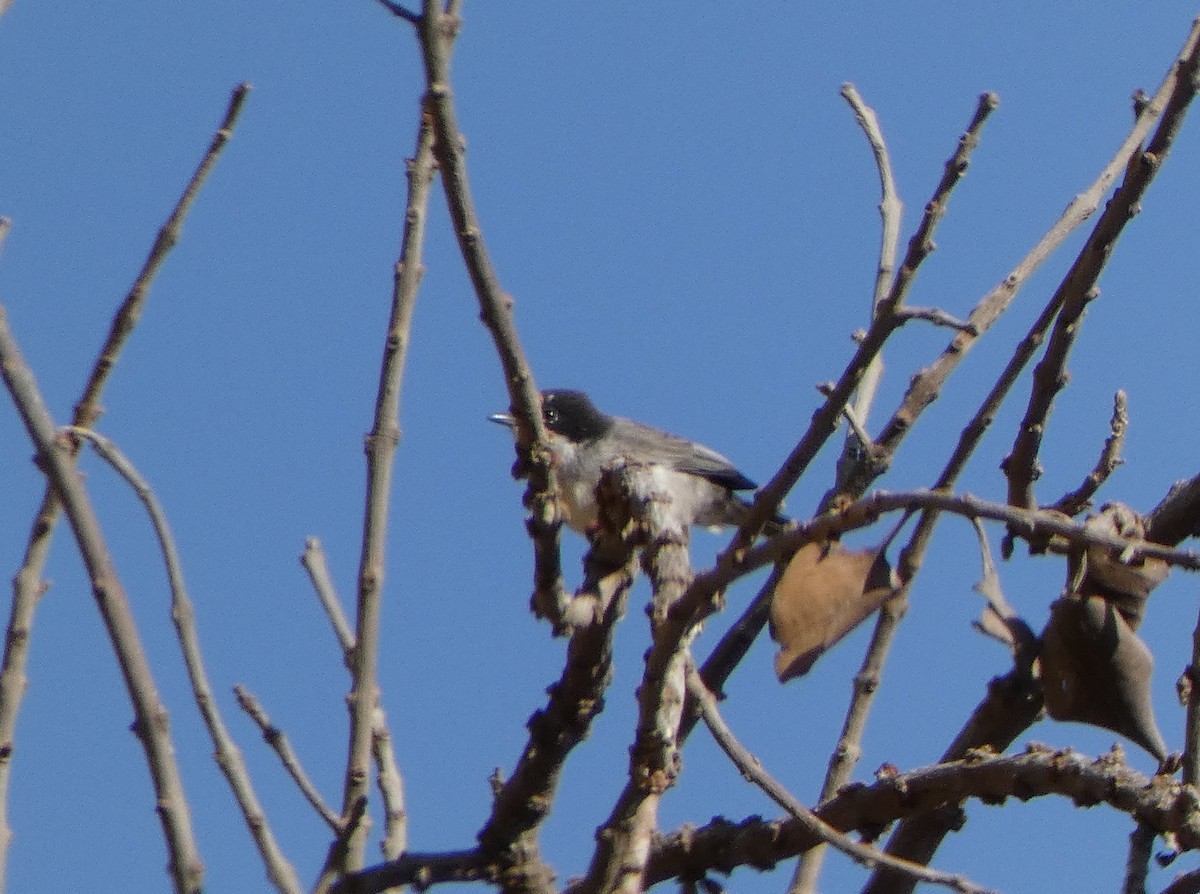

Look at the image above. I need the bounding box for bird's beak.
[489,412,516,429]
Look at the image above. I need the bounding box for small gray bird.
[490,389,785,535]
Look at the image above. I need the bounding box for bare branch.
[1050,389,1128,518]
[301,537,355,663]
[476,494,639,892]
[371,709,407,864]
[414,0,565,627]
[686,664,992,894]
[234,684,342,833]
[332,849,491,894]
[806,90,998,529]
[0,82,249,883]
[65,427,301,893]
[1124,822,1156,894]
[835,83,900,476]
[893,306,978,332]
[884,92,1001,316]
[370,0,421,22]
[76,82,251,430]
[580,463,699,894]
[1147,472,1200,545]
[646,746,1199,888]
[718,90,996,569]
[847,24,1198,510]
[1002,285,1100,513]
[0,311,202,892]
[1180,595,1200,787]
[335,80,437,877]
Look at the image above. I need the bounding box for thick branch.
[647,746,1198,888]
[476,491,640,894]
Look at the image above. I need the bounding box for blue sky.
[2,3,1200,892]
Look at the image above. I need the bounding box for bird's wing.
[609,419,758,491]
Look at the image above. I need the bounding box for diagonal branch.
[0,311,202,893]
[65,426,302,893]
[864,19,1200,892]
[686,663,990,894]
[413,0,566,626]
[0,81,248,891]
[235,684,343,833]
[696,92,999,726]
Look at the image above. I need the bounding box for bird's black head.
[540,390,613,443]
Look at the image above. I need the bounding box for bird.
[490,389,786,535]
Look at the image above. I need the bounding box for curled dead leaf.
[770,541,896,682]
[1040,593,1167,760]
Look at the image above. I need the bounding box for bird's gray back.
[606,417,757,491]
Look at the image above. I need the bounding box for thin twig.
[0,311,202,893]
[833,83,900,487]
[64,426,301,893]
[894,306,978,332]
[371,708,408,865]
[842,83,902,316]
[333,83,436,879]
[1050,389,1128,517]
[0,82,249,885]
[681,488,1200,618]
[75,82,252,430]
[371,0,421,22]
[686,664,992,894]
[855,25,1200,890]
[301,537,355,662]
[235,684,343,832]
[413,0,565,627]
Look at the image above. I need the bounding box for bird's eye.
[544,408,559,426]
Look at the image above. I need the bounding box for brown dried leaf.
[1040,593,1167,760]
[770,541,895,682]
